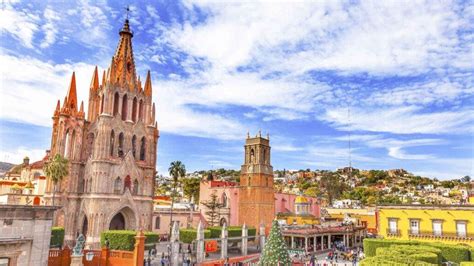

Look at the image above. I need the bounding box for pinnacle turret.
[90,66,99,91]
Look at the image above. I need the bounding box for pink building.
[274,193,321,217]
[199,180,321,227]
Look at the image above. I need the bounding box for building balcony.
[386,229,401,236]
[407,230,474,240]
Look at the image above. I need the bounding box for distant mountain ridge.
[0,161,15,176]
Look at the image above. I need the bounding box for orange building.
[238,132,275,232]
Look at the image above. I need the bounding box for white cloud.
[323,106,474,135]
[0,147,46,165]
[40,7,60,48]
[0,2,40,48]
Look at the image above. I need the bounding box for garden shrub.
[408,253,439,265]
[208,226,257,238]
[100,230,158,251]
[428,243,470,263]
[364,238,470,263]
[363,238,417,257]
[50,227,65,248]
[460,262,474,266]
[179,228,211,244]
[470,248,474,261]
[100,230,135,251]
[375,247,439,265]
[360,255,435,266]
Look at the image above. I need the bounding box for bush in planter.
[375,247,439,265]
[179,228,211,244]
[100,230,159,251]
[208,226,257,238]
[50,227,65,248]
[460,262,474,266]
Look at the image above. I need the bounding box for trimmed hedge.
[376,246,440,265]
[179,229,211,244]
[428,243,471,263]
[360,255,435,266]
[471,248,474,261]
[208,226,257,238]
[50,227,65,247]
[363,238,471,263]
[100,230,159,251]
[460,262,474,266]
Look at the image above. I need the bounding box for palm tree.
[43,154,69,205]
[168,161,186,235]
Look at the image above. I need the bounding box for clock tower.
[238,132,275,232]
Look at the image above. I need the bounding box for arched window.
[118,132,124,157]
[155,216,160,229]
[124,175,131,192]
[70,130,76,159]
[140,137,146,161]
[248,176,251,186]
[64,129,70,158]
[138,99,143,122]
[110,130,115,156]
[263,149,266,164]
[132,97,137,123]
[121,94,128,121]
[114,177,122,194]
[113,92,119,116]
[133,179,139,195]
[100,96,104,114]
[249,149,255,163]
[132,135,137,158]
[89,178,92,192]
[222,193,227,207]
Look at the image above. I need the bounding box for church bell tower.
[238,132,275,232]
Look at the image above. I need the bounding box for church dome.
[295,195,308,204]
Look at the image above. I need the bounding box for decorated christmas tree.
[259,219,291,265]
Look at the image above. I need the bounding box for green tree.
[168,161,186,234]
[320,172,345,205]
[43,154,69,205]
[259,220,291,265]
[200,192,223,226]
[181,177,200,203]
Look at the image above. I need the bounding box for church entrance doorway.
[110,212,126,230]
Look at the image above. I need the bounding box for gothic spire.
[66,72,77,111]
[108,19,137,89]
[90,66,99,91]
[101,70,106,87]
[144,70,152,96]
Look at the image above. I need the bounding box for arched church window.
[248,176,251,186]
[113,92,119,116]
[121,94,128,121]
[64,129,70,158]
[124,175,131,192]
[88,178,92,192]
[132,97,137,123]
[100,96,104,114]
[132,135,137,158]
[114,177,122,194]
[250,149,255,163]
[263,149,266,164]
[138,99,143,122]
[70,130,76,160]
[133,179,139,195]
[118,133,124,157]
[222,193,227,207]
[86,133,94,159]
[110,130,115,156]
[140,137,146,161]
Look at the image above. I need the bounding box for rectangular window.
[389,218,398,234]
[432,220,442,236]
[456,221,467,237]
[410,220,419,235]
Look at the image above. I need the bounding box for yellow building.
[378,205,474,247]
[277,195,319,225]
[325,207,377,234]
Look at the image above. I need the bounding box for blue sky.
[0,0,473,179]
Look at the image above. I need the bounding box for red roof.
[30,154,49,169]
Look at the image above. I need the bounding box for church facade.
[44,19,159,246]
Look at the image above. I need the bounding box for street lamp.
[85,251,94,261]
